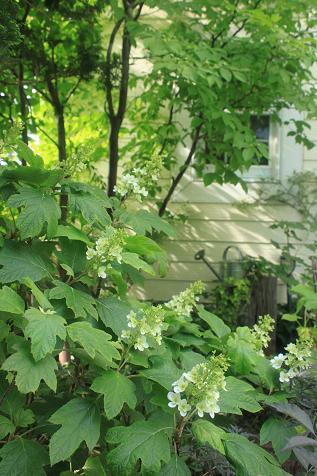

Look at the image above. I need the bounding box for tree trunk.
[107,119,120,196]
[55,104,68,222]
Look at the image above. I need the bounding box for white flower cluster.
[121,305,167,351]
[166,281,205,317]
[168,354,228,418]
[55,145,91,177]
[114,172,148,199]
[114,157,163,200]
[250,314,275,356]
[270,335,313,383]
[86,226,127,278]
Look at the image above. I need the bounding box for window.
[251,115,270,166]
[242,114,279,180]
[195,113,280,181]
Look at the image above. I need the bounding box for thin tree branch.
[211,0,240,47]
[158,123,203,216]
[33,85,53,104]
[157,91,179,157]
[64,78,81,104]
[134,2,144,20]
[36,122,59,148]
[221,0,263,48]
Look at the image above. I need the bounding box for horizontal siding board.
[303,147,317,162]
[168,220,286,243]
[170,180,280,203]
[168,203,301,222]
[303,160,317,172]
[164,219,315,243]
[305,121,317,141]
[161,241,282,262]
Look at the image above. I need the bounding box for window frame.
[240,113,280,181]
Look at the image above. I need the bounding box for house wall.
[101,9,317,303]
[134,117,317,302]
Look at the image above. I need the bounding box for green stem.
[18,424,53,438]
[173,410,196,454]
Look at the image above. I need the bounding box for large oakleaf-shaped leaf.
[106,413,173,473]
[49,398,100,465]
[192,420,227,455]
[91,370,137,419]
[218,376,262,414]
[49,281,97,319]
[67,322,120,362]
[8,186,60,239]
[2,342,57,393]
[67,182,110,227]
[0,241,54,283]
[0,439,49,476]
[159,455,191,475]
[24,308,66,361]
[0,286,25,314]
[96,296,131,336]
[224,433,290,476]
[260,417,296,464]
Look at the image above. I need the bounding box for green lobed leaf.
[54,224,92,245]
[67,183,110,227]
[121,252,155,276]
[106,412,173,473]
[83,455,107,476]
[140,356,183,390]
[227,327,258,375]
[0,415,15,439]
[0,286,25,314]
[2,166,62,187]
[91,369,137,419]
[251,354,278,391]
[49,398,100,465]
[0,385,33,426]
[56,238,87,275]
[260,417,296,464]
[16,140,44,168]
[159,455,191,475]
[0,439,49,476]
[8,186,61,239]
[2,342,57,393]
[24,308,67,361]
[96,296,131,336]
[197,306,231,338]
[224,433,290,476]
[22,278,53,310]
[124,235,168,275]
[117,209,176,237]
[218,376,262,415]
[67,322,120,362]
[0,240,54,283]
[49,281,97,320]
[192,420,226,455]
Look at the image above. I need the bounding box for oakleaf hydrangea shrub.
[0,131,315,475]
